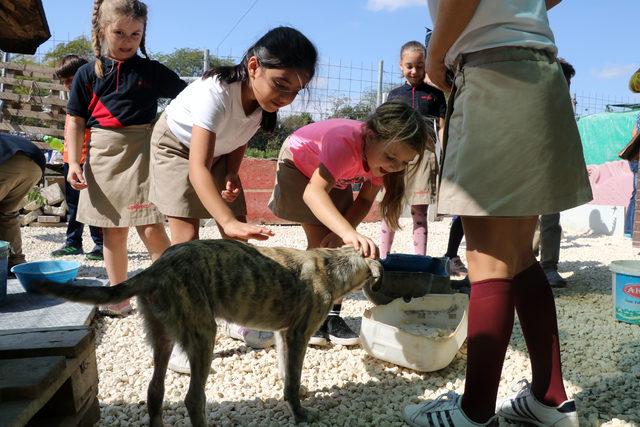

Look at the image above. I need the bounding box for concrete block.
[37,215,61,223]
[21,209,42,226]
[40,183,65,205]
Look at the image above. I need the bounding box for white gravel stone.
[18,218,640,426]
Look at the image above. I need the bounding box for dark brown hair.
[55,55,89,79]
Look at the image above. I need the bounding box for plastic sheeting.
[577,110,639,165]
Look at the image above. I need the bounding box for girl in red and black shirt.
[66,0,186,316]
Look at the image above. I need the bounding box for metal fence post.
[203,49,210,73]
[376,60,384,107]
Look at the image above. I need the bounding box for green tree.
[329,97,374,121]
[154,48,233,77]
[42,36,93,67]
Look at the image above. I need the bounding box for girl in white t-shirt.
[402,1,591,426]
[149,26,317,373]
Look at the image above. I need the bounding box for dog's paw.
[293,406,319,424]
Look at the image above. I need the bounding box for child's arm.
[221,144,247,203]
[66,115,88,190]
[426,0,481,91]
[189,125,273,240]
[320,180,381,249]
[303,164,378,258]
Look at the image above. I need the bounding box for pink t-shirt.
[288,119,384,190]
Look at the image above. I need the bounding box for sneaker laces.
[508,379,532,400]
[417,391,459,414]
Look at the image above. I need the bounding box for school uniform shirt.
[66,55,186,128]
[0,133,45,171]
[427,0,557,68]
[387,82,446,122]
[164,77,262,157]
[288,119,384,190]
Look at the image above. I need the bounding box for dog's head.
[322,246,383,297]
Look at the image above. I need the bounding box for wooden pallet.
[0,327,100,427]
[0,61,67,139]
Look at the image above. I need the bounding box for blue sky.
[38,0,639,107]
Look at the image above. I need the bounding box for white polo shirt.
[165,76,262,156]
[428,0,557,68]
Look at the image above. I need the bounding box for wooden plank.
[0,61,56,75]
[3,108,66,122]
[0,327,92,359]
[0,92,67,107]
[0,123,65,137]
[0,76,65,91]
[0,356,66,400]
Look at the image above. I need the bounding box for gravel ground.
[20,218,640,426]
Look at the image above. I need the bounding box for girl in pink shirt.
[269,101,432,345]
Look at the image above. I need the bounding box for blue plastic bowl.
[10,260,80,293]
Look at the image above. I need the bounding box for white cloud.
[593,64,635,80]
[366,0,427,12]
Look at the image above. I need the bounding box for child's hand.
[425,58,451,93]
[320,232,344,249]
[341,231,379,259]
[68,162,87,190]
[221,173,241,203]
[223,220,274,241]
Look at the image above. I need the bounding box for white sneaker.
[224,323,274,349]
[168,345,191,374]
[404,391,497,426]
[497,379,579,426]
[449,256,468,276]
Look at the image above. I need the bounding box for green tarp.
[577,110,639,165]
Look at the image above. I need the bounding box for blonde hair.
[366,101,433,230]
[91,0,149,78]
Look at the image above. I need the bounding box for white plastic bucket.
[609,260,640,325]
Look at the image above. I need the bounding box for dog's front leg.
[282,326,318,423]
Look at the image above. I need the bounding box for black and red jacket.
[67,55,187,128]
[387,82,446,123]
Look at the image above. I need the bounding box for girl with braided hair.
[66,0,187,317]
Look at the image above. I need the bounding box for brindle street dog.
[32,239,382,426]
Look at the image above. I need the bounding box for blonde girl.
[66,0,187,316]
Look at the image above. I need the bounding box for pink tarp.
[587,160,634,206]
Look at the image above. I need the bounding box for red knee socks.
[513,262,568,406]
[461,278,514,423]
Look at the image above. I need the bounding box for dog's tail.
[30,274,147,305]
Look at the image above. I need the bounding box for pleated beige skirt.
[437,46,592,216]
[149,112,247,219]
[77,125,164,227]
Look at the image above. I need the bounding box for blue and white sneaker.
[404,391,498,426]
[497,379,579,426]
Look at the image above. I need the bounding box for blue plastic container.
[11,260,80,293]
[364,254,450,305]
[0,241,9,303]
[610,260,640,325]
[381,254,449,276]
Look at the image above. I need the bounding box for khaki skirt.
[268,139,354,225]
[438,46,592,216]
[377,149,438,205]
[77,125,164,227]
[149,112,246,219]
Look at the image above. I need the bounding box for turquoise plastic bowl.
[10,260,80,293]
